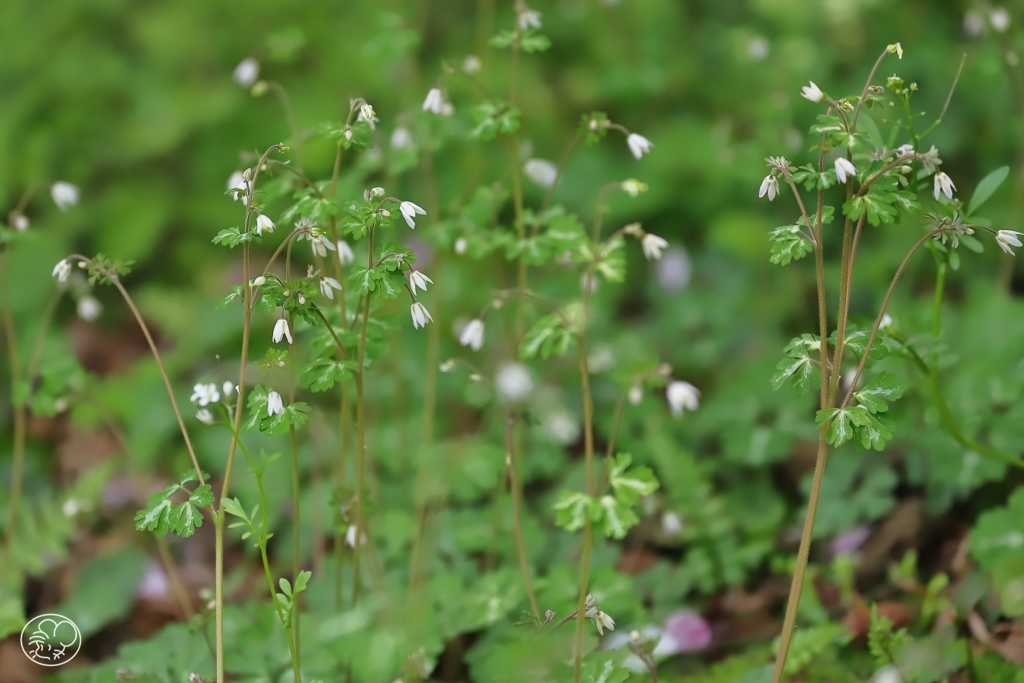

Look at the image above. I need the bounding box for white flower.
[800,81,824,102]
[62,499,81,518]
[233,57,260,87]
[594,611,615,636]
[880,314,894,329]
[459,319,485,351]
[409,270,433,294]
[52,259,72,282]
[747,36,770,61]
[462,55,482,74]
[887,42,904,60]
[641,233,669,261]
[273,318,293,344]
[454,237,468,255]
[391,126,412,149]
[12,215,28,231]
[252,276,267,287]
[196,408,215,425]
[628,385,643,405]
[358,102,377,129]
[895,144,915,158]
[662,511,683,535]
[758,174,779,201]
[621,179,648,197]
[190,383,220,406]
[255,213,275,236]
[546,411,580,445]
[223,381,235,397]
[320,277,343,299]
[495,363,533,401]
[523,158,558,188]
[869,665,902,683]
[995,230,1024,255]
[310,234,337,258]
[51,182,80,211]
[990,7,1010,33]
[337,240,355,265]
[626,133,653,159]
[227,171,248,204]
[834,157,857,184]
[422,88,444,114]
[267,391,285,417]
[933,171,956,200]
[518,8,542,30]
[666,380,700,417]
[964,10,985,37]
[399,201,427,229]
[410,302,433,329]
[345,524,367,547]
[77,295,102,322]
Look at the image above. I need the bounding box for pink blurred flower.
[655,609,711,654]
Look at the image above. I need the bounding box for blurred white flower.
[627,133,653,159]
[273,318,293,344]
[77,295,102,322]
[196,408,215,425]
[666,381,700,417]
[747,36,770,61]
[519,8,542,29]
[800,81,823,102]
[546,411,580,445]
[964,10,985,37]
[628,385,643,405]
[190,383,220,406]
[459,319,485,351]
[621,179,648,197]
[267,391,284,417]
[880,314,894,329]
[252,276,267,287]
[834,157,856,184]
[990,8,1010,33]
[409,270,433,294]
[495,363,533,401]
[233,58,260,87]
[223,381,235,397]
[51,181,80,211]
[337,240,355,265]
[641,233,669,261]
[391,126,412,149]
[52,258,72,282]
[887,42,904,59]
[869,665,902,683]
[661,511,683,535]
[255,213,275,236]
[422,88,444,114]
[895,144,915,158]
[410,301,434,329]
[12,215,29,231]
[227,171,248,204]
[933,171,956,200]
[462,55,482,74]
[758,175,778,201]
[320,277,343,299]
[345,524,367,547]
[523,158,558,188]
[399,200,427,229]
[454,237,468,255]
[657,246,692,291]
[358,102,377,129]
[996,230,1023,255]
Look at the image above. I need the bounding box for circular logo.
[20,613,82,666]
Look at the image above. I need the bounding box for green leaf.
[970,488,1024,573]
[553,491,594,532]
[169,497,205,538]
[520,31,551,53]
[212,227,258,248]
[521,310,578,359]
[596,495,639,539]
[771,334,821,395]
[607,453,659,504]
[767,224,813,266]
[843,191,899,226]
[293,570,312,595]
[189,484,214,508]
[967,166,1010,217]
[854,371,904,413]
[134,484,179,536]
[261,402,312,436]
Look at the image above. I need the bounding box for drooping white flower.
[196,408,215,425]
[52,258,72,282]
[255,213,275,236]
[495,363,533,401]
[628,384,643,405]
[273,318,293,344]
[666,380,700,417]
[267,391,285,417]
[895,144,915,158]
[641,233,669,261]
[523,158,558,188]
[759,174,779,201]
[320,277,343,299]
[357,102,377,129]
[990,7,1010,33]
[77,295,102,322]
[409,270,433,294]
[399,200,426,229]
[12,215,29,231]
[310,234,337,258]
[233,57,260,87]
[422,88,444,114]
[344,524,367,547]
[800,81,824,102]
[834,157,857,184]
[594,611,615,636]
[995,230,1024,255]
[462,55,482,74]
[337,240,355,265]
[518,8,542,30]
[887,42,904,60]
[459,319,485,351]
[190,383,220,406]
[626,133,653,159]
[454,237,468,255]
[227,171,248,204]
[933,171,956,200]
[51,182,80,211]
[410,301,434,329]
[621,179,648,197]
[223,381,235,398]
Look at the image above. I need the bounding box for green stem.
[1,249,26,557]
[351,292,371,605]
[505,415,539,617]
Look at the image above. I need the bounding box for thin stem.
[505,415,539,618]
[1,250,26,556]
[288,331,302,667]
[268,82,302,172]
[572,521,594,683]
[351,292,371,606]
[850,48,892,133]
[931,258,946,337]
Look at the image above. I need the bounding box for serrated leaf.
[596,495,639,539]
[554,491,593,532]
[768,224,813,266]
[169,499,205,538]
[189,484,214,508]
[854,371,904,413]
[608,453,659,504]
[772,334,821,394]
[300,357,356,392]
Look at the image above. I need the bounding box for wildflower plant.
[759,43,1018,680]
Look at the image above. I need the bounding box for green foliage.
[134,470,214,538]
[969,488,1024,616]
